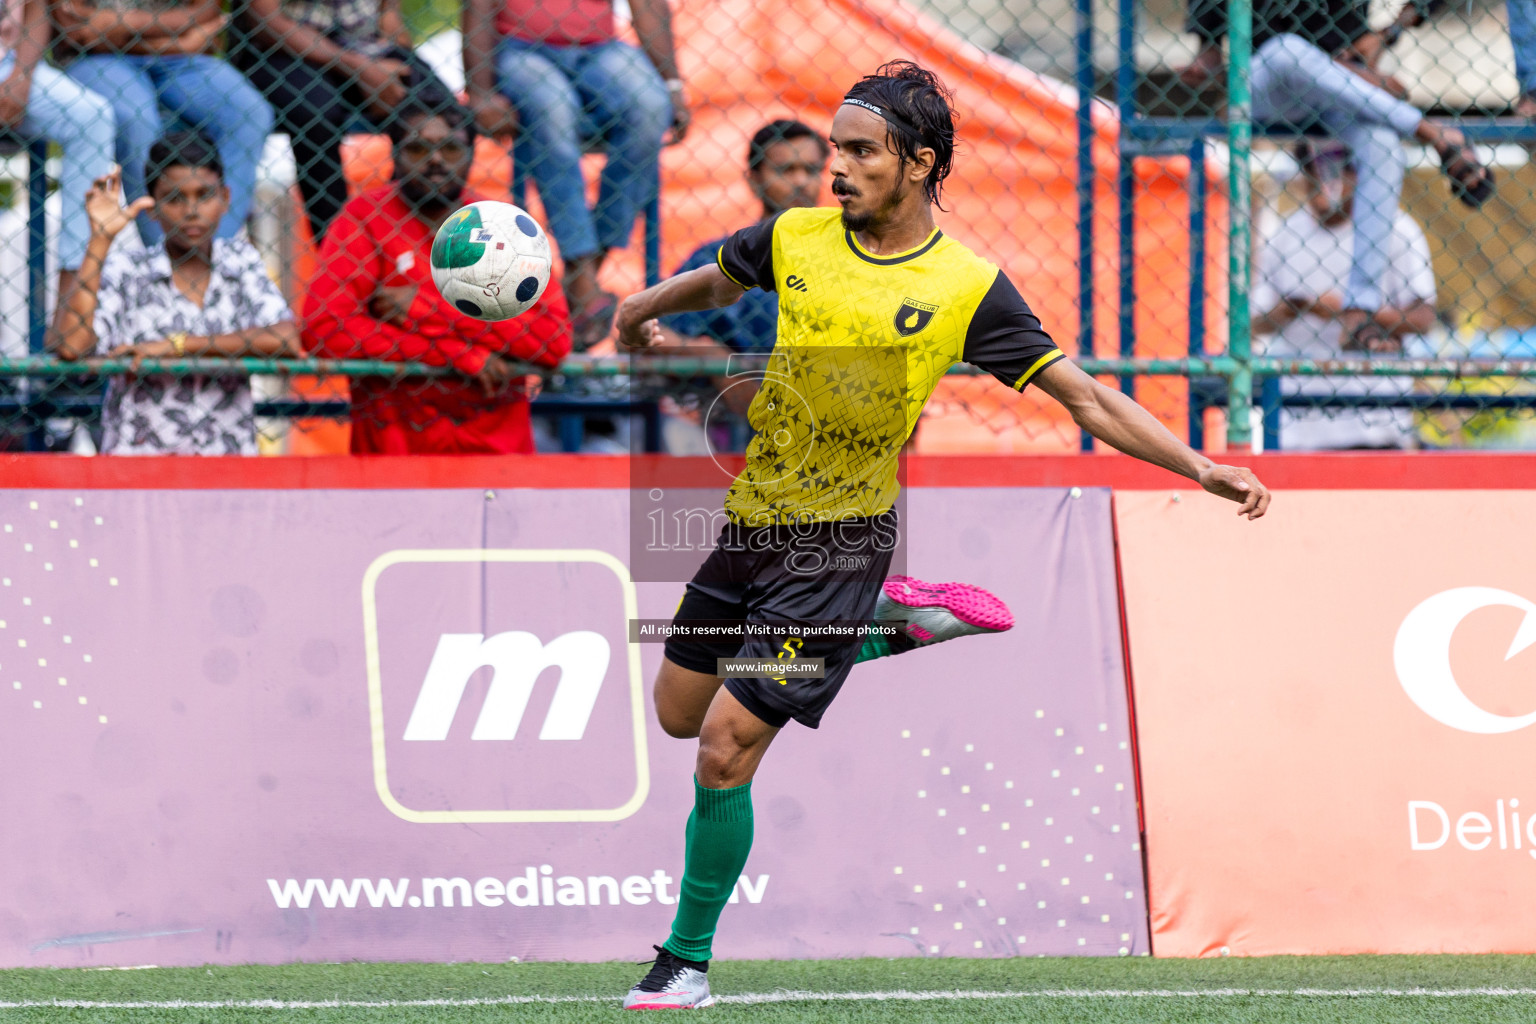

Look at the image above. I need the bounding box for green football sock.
[855,626,916,663]
[663,777,754,963]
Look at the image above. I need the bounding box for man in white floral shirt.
[53,131,299,454]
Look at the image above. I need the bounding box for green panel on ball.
[430,206,485,269]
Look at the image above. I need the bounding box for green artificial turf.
[3,955,1536,1022]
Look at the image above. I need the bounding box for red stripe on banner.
[901,453,1536,490]
[4,453,1536,490]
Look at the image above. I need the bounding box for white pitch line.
[5,988,1536,1009]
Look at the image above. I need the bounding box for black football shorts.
[662,511,898,729]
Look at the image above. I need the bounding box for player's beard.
[399,172,466,213]
[839,177,907,233]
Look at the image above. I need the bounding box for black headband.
[840,97,926,145]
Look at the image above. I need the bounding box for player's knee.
[655,694,701,739]
[694,743,736,788]
[1267,33,1312,67]
[695,733,756,788]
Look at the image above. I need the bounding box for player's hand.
[52,0,91,28]
[1177,42,1224,87]
[174,13,229,54]
[1296,291,1344,319]
[85,166,155,241]
[369,283,418,328]
[0,67,31,128]
[615,295,662,350]
[1198,463,1271,520]
[107,339,176,374]
[358,58,411,119]
[665,83,691,145]
[475,352,518,398]
[468,93,518,142]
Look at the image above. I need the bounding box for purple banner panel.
[0,486,1146,967]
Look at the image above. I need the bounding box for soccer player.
[653,116,1011,654]
[613,60,1270,1009]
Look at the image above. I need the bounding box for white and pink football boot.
[874,575,1014,649]
[623,946,716,1010]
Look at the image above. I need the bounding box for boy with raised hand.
[53,133,299,454]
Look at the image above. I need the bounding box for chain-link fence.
[0,0,1532,453]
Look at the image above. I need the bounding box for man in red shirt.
[303,90,572,454]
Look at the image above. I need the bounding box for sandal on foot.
[1435,137,1496,208]
[1341,315,1399,354]
[570,290,618,352]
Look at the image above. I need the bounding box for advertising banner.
[1118,488,1536,956]
[0,484,1145,967]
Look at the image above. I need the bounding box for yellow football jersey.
[715,207,1062,525]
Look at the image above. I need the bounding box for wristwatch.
[167,331,188,356]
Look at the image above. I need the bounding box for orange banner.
[1117,489,1536,956]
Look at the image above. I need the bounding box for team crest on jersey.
[894,298,938,337]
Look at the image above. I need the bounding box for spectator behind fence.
[1252,141,1436,449]
[1187,0,1536,119]
[302,93,572,454]
[229,0,458,242]
[1373,0,1536,119]
[653,119,827,454]
[54,0,274,246]
[661,120,826,355]
[52,134,300,454]
[1509,0,1536,117]
[1181,0,1489,352]
[463,0,688,349]
[0,0,115,335]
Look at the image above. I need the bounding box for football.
[429,200,553,321]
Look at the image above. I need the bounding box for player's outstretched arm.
[1033,358,1271,520]
[616,265,746,351]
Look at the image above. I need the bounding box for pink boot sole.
[881,575,1015,633]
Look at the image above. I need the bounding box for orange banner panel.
[1117,489,1536,956]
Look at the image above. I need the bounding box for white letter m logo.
[402,631,610,741]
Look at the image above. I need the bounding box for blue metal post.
[1077,0,1096,452]
[26,139,46,356]
[557,413,584,452]
[1187,137,1206,449]
[1260,375,1280,450]
[645,166,661,287]
[25,139,48,452]
[1116,0,1136,399]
